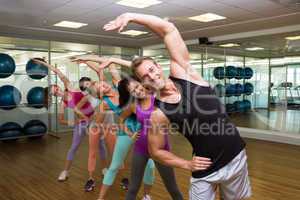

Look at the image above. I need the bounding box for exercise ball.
[0,53,16,79]
[214,84,225,97]
[244,67,253,79]
[225,84,235,97]
[244,83,254,95]
[0,85,22,110]
[236,67,245,79]
[226,103,235,113]
[234,83,244,96]
[0,122,22,139]
[243,100,251,111]
[23,120,47,136]
[26,58,48,80]
[27,87,45,108]
[233,101,244,112]
[213,67,225,79]
[225,66,237,79]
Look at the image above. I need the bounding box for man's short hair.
[131,56,157,78]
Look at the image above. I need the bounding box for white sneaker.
[142,195,152,200]
[58,170,69,181]
[102,168,108,176]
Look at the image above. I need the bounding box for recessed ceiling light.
[53,21,88,29]
[246,47,265,51]
[120,30,148,36]
[219,43,240,48]
[189,13,226,22]
[285,35,300,40]
[116,0,162,8]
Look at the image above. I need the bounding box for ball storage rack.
[0,69,49,141]
[213,61,254,114]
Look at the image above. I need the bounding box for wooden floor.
[0,133,300,200]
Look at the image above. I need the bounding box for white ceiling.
[0,0,299,47]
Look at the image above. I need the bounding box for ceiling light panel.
[285,35,300,40]
[53,21,88,29]
[120,30,148,36]
[116,0,162,8]
[219,43,240,47]
[189,13,226,22]
[246,47,265,51]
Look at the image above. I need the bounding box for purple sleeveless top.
[134,95,170,156]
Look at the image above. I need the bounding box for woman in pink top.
[33,59,107,182]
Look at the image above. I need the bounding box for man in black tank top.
[104,13,251,200]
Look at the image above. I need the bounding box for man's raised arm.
[103,13,201,79]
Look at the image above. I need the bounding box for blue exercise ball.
[244,67,253,79]
[225,66,237,79]
[226,103,235,113]
[236,67,245,79]
[0,122,22,139]
[213,67,225,79]
[23,120,47,136]
[26,58,48,80]
[243,100,251,111]
[234,83,244,96]
[0,85,22,110]
[27,87,45,108]
[225,84,235,97]
[0,53,16,78]
[214,84,225,97]
[244,83,254,95]
[233,101,244,112]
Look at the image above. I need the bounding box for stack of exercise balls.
[0,120,47,140]
[0,54,48,141]
[213,66,254,113]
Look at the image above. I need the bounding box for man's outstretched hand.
[103,13,132,32]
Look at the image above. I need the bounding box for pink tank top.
[63,90,94,118]
[134,95,170,156]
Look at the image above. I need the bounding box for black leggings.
[125,152,183,200]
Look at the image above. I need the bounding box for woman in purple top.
[134,95,170,155]
[118,77,183,200]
